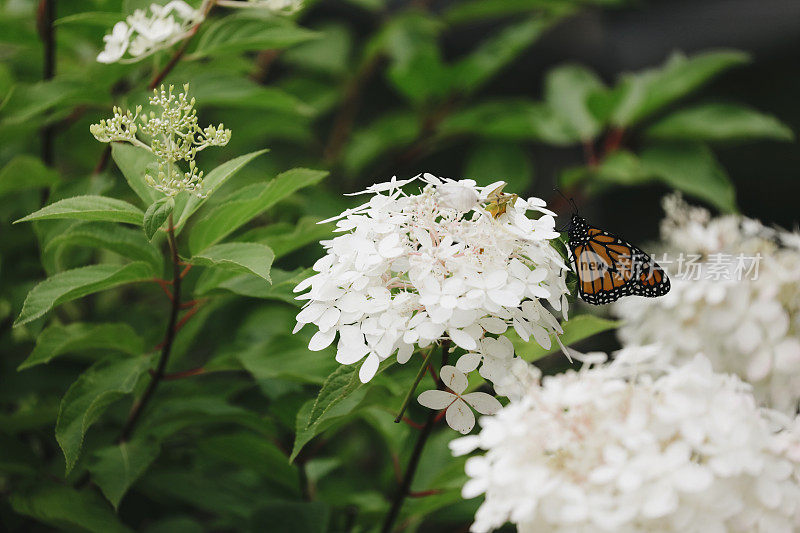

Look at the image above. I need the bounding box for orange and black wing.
[569,224,670,305]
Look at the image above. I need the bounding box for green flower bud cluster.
[90,84,231,197]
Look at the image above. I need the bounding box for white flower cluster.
[613,195,800,414]
[97,1,202,64]
[90,84,231,197]
[293,175,570,430]
[452,347,800,533]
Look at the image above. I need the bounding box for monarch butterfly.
[566,212,670,305]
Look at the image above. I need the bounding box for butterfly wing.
[569,223,670,305]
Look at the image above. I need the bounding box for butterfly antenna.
[552,187,579,215]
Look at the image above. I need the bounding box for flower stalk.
[382,340,450,533]
[118,214,181,442]
[393,347,434,424]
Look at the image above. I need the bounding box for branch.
[324,55,382,164]
[393,348,434,423]
[381,340,450,533]
[118,214,182,442]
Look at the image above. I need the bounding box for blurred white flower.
[293,175,570,386]
[418,366,502,434]
[613,195,800,413]
[452,347,800,533]
[97,1,202,64]
[96,22,132,63]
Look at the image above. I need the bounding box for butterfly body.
[567,214,670,305]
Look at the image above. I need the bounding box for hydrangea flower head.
[90,84,231,197]
[293,174,570,386]
[452,347,800,533]
[613,195,800,413]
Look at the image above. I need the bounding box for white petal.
[396,343,414,364]
[462,392,502,415]
[478,317,507,335]
[308,329,336,351]
[488,289,520,308]
[418,389,456,410]
[456,353,482,374]
[440,365,469,394]
[296,303,327,324]
[358,353,380,383]
[335,339,369,365]
[530,323,552,350]
[317,307,341,332]
[449,435,481,456]
[445,399,476,434]
[448,328,477,351]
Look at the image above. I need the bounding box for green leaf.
[444,0,577,24]
[453,17,552,94]
[110,143,163,205]
[197,432,299,493]
[191,242,275,282]
[0,155,60,197]
[193,14,319,58]
[251,501,329,533]
[10,485,132,533]
[89,439,160,509]
[383,14,450,105]
[239,217,332,259]
[41,222,163,275]
[15,195,145,225]
[640,142,736,212]
[18,323,145,371]
[545,64,607,140]
[645,103,794,142]
[188,168,328,254]
[510,315,620,362]
[173,149,268,229]
[307,360,394,437]
[560,149,651,188]
[138,468,262,519]
[237,336,338,386]
[464,142,533,193]
[55,12,122,27]
[195,266,311,304]
[282,22,353,76]
[609,50,750,126]
[343,111,420,174]
[188,73,312,115]
[14,262,153,327]
[592,149,649,184]
[143,197,174,241]
[290,367,391,462]
[56,356,152,473]
[0,79,104,127]
[440,100,575,144]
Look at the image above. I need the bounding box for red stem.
[163,367,205,380]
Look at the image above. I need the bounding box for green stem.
[382,340,450,533]
[394,348,434,424]
[118,213,181,442]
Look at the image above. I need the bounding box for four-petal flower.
[418,366,502,434]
